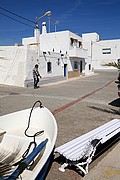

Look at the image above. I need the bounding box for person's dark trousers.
[34,77,39,89]
[34,78,38,88]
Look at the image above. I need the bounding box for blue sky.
[0,0,120,45]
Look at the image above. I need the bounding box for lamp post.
[55,21,59,32]
[48,16,51,33]
[35,10,51,29]
[35,11,51,60]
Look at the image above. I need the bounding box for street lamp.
[35,10,51,28]
[35,11,51,61]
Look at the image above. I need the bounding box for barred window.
[102,48,111,54]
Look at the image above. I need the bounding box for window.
[74,61,78,70]
[102,48,111,54]
[89,64,91,70]
[47,61,52,73]
[70,38,74,46]
[78,41,82,48]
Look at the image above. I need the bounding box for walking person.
[33,64,42,89]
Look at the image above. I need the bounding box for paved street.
[0,69,120,180]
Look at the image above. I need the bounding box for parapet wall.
[0,46,26,87]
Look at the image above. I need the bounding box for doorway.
[80,61,82,73]
[64,64,67,77]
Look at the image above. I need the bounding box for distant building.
[82,33,120,69]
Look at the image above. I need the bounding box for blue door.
[64,64,67,77]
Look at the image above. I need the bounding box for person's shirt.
[33,67,40,78]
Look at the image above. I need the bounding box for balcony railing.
[69,46,87,59]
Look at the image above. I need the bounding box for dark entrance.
[64,64,67,77]
[80,61,82,73]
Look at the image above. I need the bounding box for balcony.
[69,46,87,59]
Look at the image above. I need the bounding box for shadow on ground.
[109,98,120,107]
[88,106,120,115]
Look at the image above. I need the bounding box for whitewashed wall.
[24,48,67,87]
[0,46,26,86]
[82,33,99,42]
[25,48,37,82]
[92,40,120,69]
[82,32,120,69]
[40,29,92,75]
[0,45,66,87]
[39,52,65,77]
[40,30,83,55]
[40,31,69,54]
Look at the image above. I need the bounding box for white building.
[0,44,66,87]
[0,22,93,87]
[82,33,120,69]
[40,24,92,78]
[23,22,92,80]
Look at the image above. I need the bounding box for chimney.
[42,22,47,34]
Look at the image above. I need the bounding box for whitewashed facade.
[82,33,120,69]
[0,22,93,87]
[0,45,67,87]
[0,46,26,87]
[23,22,92,80]
[39,28,92,78]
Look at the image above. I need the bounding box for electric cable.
[0,12,35,28]
[0,6,35,24]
